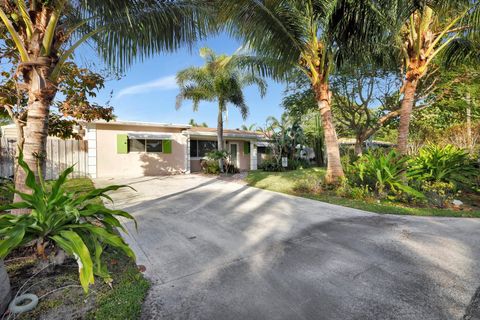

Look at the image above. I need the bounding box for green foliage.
[0,153,136,293]
[288,158,310,170]
[206,150,229,161]
[260,113,306,166]
[201,159,220,174]
[246,169,480,218]
[334,180,373,202]
[349,150,424,199]
[293,176,322,194]
[420,181,457,208]
[176,47,267,120]
[408,144,479,188]
[88,249,150,320]
[258,159,283,172]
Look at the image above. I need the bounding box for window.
[128,139,163,153]
[146,140,162,152]
[190,140,217,157]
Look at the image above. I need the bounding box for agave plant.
[0,153,136,292]
[350,150,423,199]
[408,144,479,188]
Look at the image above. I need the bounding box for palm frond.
[79,0,217,71]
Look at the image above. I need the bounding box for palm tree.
[188,119,208,127]
[240,123,257,131]
[368,1,475,154]
[0,0,212,200]
[443,2,480,66]
[216,0,377,183]
[176,47,267,172]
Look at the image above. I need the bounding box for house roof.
[184,127,266,140]
[338,138,394,146]
[88,120,191,129]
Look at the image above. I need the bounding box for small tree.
[176,47,267,172]
[1,54,115,192]
[369,1,476,154]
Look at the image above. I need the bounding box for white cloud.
[116,75,177,98]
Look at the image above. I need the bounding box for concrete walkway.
[95,175,480,320]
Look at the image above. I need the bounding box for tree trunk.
[13,62,56,205]
[354,137,363,156]
[13,120,25,187]
[397,79,418,155]
[0,260,10,315]
[217,105,224,173]
[313,81,344,184]
[467,105,472,153]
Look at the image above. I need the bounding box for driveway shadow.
[141,214,480,320]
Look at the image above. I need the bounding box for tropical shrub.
[202,150,239,174]
[258,159,283,172]
[288,158,310,170]
[0,154,136,293]
[408,144,479,189]
[201,159,220,174]
[420,181,457,208]
[349,150,423,199]
[293,176,322,194]
[206,150,229,161]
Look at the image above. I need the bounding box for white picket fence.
[0,136,89,180]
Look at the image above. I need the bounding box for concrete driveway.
[95,175,480,320]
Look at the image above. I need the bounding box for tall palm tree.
[240,123,257,131]
[0,0,213,199]
[368,0,475,154]
[176,47,267,171]
[216,0,378,183]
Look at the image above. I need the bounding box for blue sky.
[76,33,286,129]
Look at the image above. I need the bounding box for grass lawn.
[246,168,480,218]
[2,178,150,320]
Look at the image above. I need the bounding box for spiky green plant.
[350,149,423,199]
[0,153,136,292]
[408,144,479,188]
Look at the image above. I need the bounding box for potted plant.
[0,259,11,315]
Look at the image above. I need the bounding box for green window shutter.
[163,140,172,154]
[244,141,250,154]
[117,134,128,154]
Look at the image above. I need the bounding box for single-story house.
[85,120,266,178]
[1,120,268,178]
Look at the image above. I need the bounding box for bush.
[202,150,240,174]
[408,144,479,189]
[288,158,310,170]
[421,181,457,208]
[348,150,423,199]
[293,176,322,194]
[206,150,229,161]
[0,153,136,293]
[200,159,220,174]
[259,159,283,172]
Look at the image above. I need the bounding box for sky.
[76,33,286,129]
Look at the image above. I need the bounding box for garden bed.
[0,178,149,320]
[246,168,480,218]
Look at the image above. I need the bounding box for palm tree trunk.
[217,104,225,173]
[314,81,344,184]
[13,64,56,205]
[397,79,418,155]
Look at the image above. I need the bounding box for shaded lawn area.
[2,178,150,320]
[246,168,480,218]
